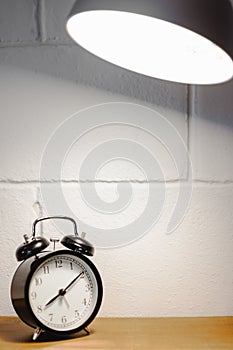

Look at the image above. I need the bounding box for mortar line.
[38,0,46,42]
[0,41,76,49]
[34,0,42,42]
[187,84,195,183]
[0,179,233,185]
[0,179,184,184]
[186,84,190,181]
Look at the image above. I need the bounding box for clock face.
[26,251,102,333]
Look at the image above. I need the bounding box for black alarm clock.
[11,216,103,341]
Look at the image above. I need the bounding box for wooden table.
[0,317,233,349]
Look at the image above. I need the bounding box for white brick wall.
[0,0,232,318]
[190,82,233,181]
[42,0,76,43]
[0,0,38,43]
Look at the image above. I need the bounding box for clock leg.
[32,327,43,341]
[84,327,90,335]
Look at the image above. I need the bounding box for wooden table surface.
[0,316,233,350]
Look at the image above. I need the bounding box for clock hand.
[63,271,84,293]
[44,271,84,308]
[44,288,65,307]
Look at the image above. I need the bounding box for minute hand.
[44,271,84,308]
[45,291,62,307]
[63,271,84,293]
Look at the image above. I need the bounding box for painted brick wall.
[0,0,233,318]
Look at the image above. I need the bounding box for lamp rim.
[66,0,233,84]
[67,0,233,59]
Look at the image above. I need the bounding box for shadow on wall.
[0,42,232,125]
[0,43,187,113]
[0,0,232,119]
[193,81,233,127]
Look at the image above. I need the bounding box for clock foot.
[84,327,90,335]
[32,327,43,341]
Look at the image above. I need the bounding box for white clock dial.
[28,252,100,332]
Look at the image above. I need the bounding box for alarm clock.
[11,216,103,341]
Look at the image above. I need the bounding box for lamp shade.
[66,0,233,85]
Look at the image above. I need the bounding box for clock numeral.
[43,265,50,274]
[37,305,43,313]
[55,260,62,268]
[61,316,67,324]
[75,310,79,318]
[31,291,37,300]
[70,262,73,270]
[85,284,91,292]
[49,313,53,322]
[82,298,87,306]
[35,277,42,286]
